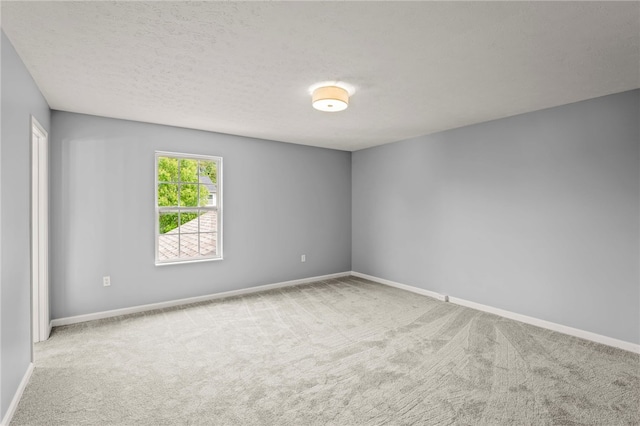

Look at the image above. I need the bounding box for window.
[155,151,222,264]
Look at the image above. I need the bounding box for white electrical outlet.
[103,276,111,287]
[301,254,306,263]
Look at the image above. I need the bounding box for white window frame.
[155,151,223,265]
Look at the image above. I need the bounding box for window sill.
[155,257,223,266]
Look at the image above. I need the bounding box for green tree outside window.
[157,157,217,234]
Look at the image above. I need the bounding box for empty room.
[1,1,638,425]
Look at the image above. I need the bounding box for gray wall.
[0,31,50,419]
[353,90,639,344]
[50,111,351,319]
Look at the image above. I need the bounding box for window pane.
[199,160,217,184]
[199,233,216,257]
[199,210,216,233]
[158,234,179,261]
[198,184,212,206]
[158,157,178,182]
[179,184,198,206]
[179,159,198,183]
[179,211,200,233]
[179,233,200,258]
[159,212,179,234]
[158,183,178,207]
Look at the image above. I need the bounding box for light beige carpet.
[12,276,640,425]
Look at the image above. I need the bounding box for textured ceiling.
[2,2,639,151]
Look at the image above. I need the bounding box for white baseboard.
[351,271,448,302]
[51,271,351,327]
[351,271,640,354]
[0,363,34,426]
[447,296,640,354]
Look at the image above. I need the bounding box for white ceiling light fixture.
[310,81,355,112]
[312,85,349,112]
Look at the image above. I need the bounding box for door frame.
[31,116,50,344]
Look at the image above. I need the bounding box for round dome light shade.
[312,86,349,112]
